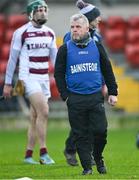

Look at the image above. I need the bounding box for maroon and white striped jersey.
[5,22,57,84]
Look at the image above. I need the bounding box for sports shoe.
[82,169,92,175]
[64,150,78,166]
[96,159,107,174]
[40,153,55,165]
[24,157,39,164]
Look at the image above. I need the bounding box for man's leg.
[64,130,78,166]
[28,92,55,164]
[89,95,108,174]
[24,105,39,164]
[65,130,76,154]
[67,94,92,174]
[93,131,107,174]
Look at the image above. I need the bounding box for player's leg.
[24,105,38,164]
[29,93,48,147]
[29,92,55,164]
[27,106,37,149]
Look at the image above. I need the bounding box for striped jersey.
[5,22,57,84]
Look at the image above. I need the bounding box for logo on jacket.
[78,51,88,55]
[70,63,98,74]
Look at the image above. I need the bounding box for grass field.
[0,120,139,179]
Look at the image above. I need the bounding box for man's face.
[89,16,101,29]
[71,19,89,41]
[33,6,48,25]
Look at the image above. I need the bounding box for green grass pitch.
[0,121,139,179]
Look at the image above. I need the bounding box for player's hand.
[3,84,13,99]
[108,95,117,106]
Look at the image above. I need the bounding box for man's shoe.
[96,159,107,174]
[40,154,55,165]
[24,157,39,164]
[64,150,78,166]
[82,169,92,175]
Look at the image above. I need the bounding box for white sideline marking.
[15,177,32,180]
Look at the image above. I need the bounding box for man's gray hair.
[70,13,89,27]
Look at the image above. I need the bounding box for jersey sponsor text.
[27,43,48,50]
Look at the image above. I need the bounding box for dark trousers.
[65,130,77,154]
[66,91,107,170]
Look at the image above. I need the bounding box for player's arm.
[3,49,20,98]
[49,31,58,66]
[3,31,21,98]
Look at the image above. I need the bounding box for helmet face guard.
[27,0,48,21]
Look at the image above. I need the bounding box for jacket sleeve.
[54,44,69,101]
[96,42,118,96]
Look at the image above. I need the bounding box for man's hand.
[3,84,13,98]
[2,80,25,99]
[108,95,118,106]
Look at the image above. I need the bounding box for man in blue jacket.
[63,0,107,167]
[54,13,118,175]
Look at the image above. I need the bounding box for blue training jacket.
[63,30,105,86]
